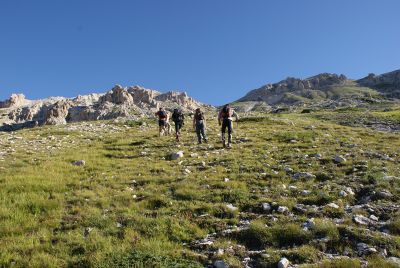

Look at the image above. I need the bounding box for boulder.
[353,215,373,226]
[278,257,290,268]
[333,155,347,163]
[72,160,86,166]
[169,151,184,160]
[213,260,229,268]
[262,202,271,213]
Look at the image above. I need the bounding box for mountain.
[0,85,209,131]
[357,69,400,98]
[234,70,400,112]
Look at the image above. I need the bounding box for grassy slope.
[0,111,399,267]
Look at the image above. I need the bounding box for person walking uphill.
[193,108,207,144]
[218,104,239,148]
[155,107,169,136]
[172,108,185,142]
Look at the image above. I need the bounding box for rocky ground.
[0,109,399,268]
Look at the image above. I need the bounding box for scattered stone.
[277,206,289,214]
[302,218,315,230]
[333,155,347,163]
[345,187,355,195]
[369,215,379,221]
[169,151,184,160]
[293,172,316,180]
[326,203,339,209]
[213,260,229,268]
[357,243,377,256]
[72,160,86,166]
[353,215,373,226]
[262,203,271,213]
[224,178,230,182]
[278,257,290,268]
[301,190,311,196]
[226,204,238,211]
[375,190,393,200]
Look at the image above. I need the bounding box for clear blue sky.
[1,0,399,105]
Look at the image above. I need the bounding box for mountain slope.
[234,70,400,111]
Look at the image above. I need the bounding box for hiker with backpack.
[171,108,185,142]
[155,107,169,136]
[218,104,239,148]
[193,108,207,144]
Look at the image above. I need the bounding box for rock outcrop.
[1,84,206,130]
[0,94,28,108]
[44,100,71,125]
[99,85,134,105]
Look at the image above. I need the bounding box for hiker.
[171,108,185,141]
[193,108,207,144]
[218,104,239,148]
[155,107,169,136]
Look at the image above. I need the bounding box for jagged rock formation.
[44,100,72,125]
[357,69,400,98]
[0,85,207,130]
[0,94,29,109]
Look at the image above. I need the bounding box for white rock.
[301,190,311,196]
[369,215,379,221]
[170,151,184,160]
[277,206,289,214]
[278,257,290,268]
[262,203,271,212]
[353,215,372,226]
[226,204,238,211]
[326,203,339,209]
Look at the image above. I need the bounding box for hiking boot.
[227,143,232,149]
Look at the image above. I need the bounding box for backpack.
[172,109,184,122]
[195,112,204,121]
[158,110,167,119]
[221,106,232,119]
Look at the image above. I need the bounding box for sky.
[0,0,399,105]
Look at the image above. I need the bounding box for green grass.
[0,110,399,267]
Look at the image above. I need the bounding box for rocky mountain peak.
[1,84,207,131]
[0,93,28,108]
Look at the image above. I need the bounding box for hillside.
[233,71,400,112]
[0,107,399,267]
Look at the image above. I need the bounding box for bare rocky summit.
[0,85,207,130]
